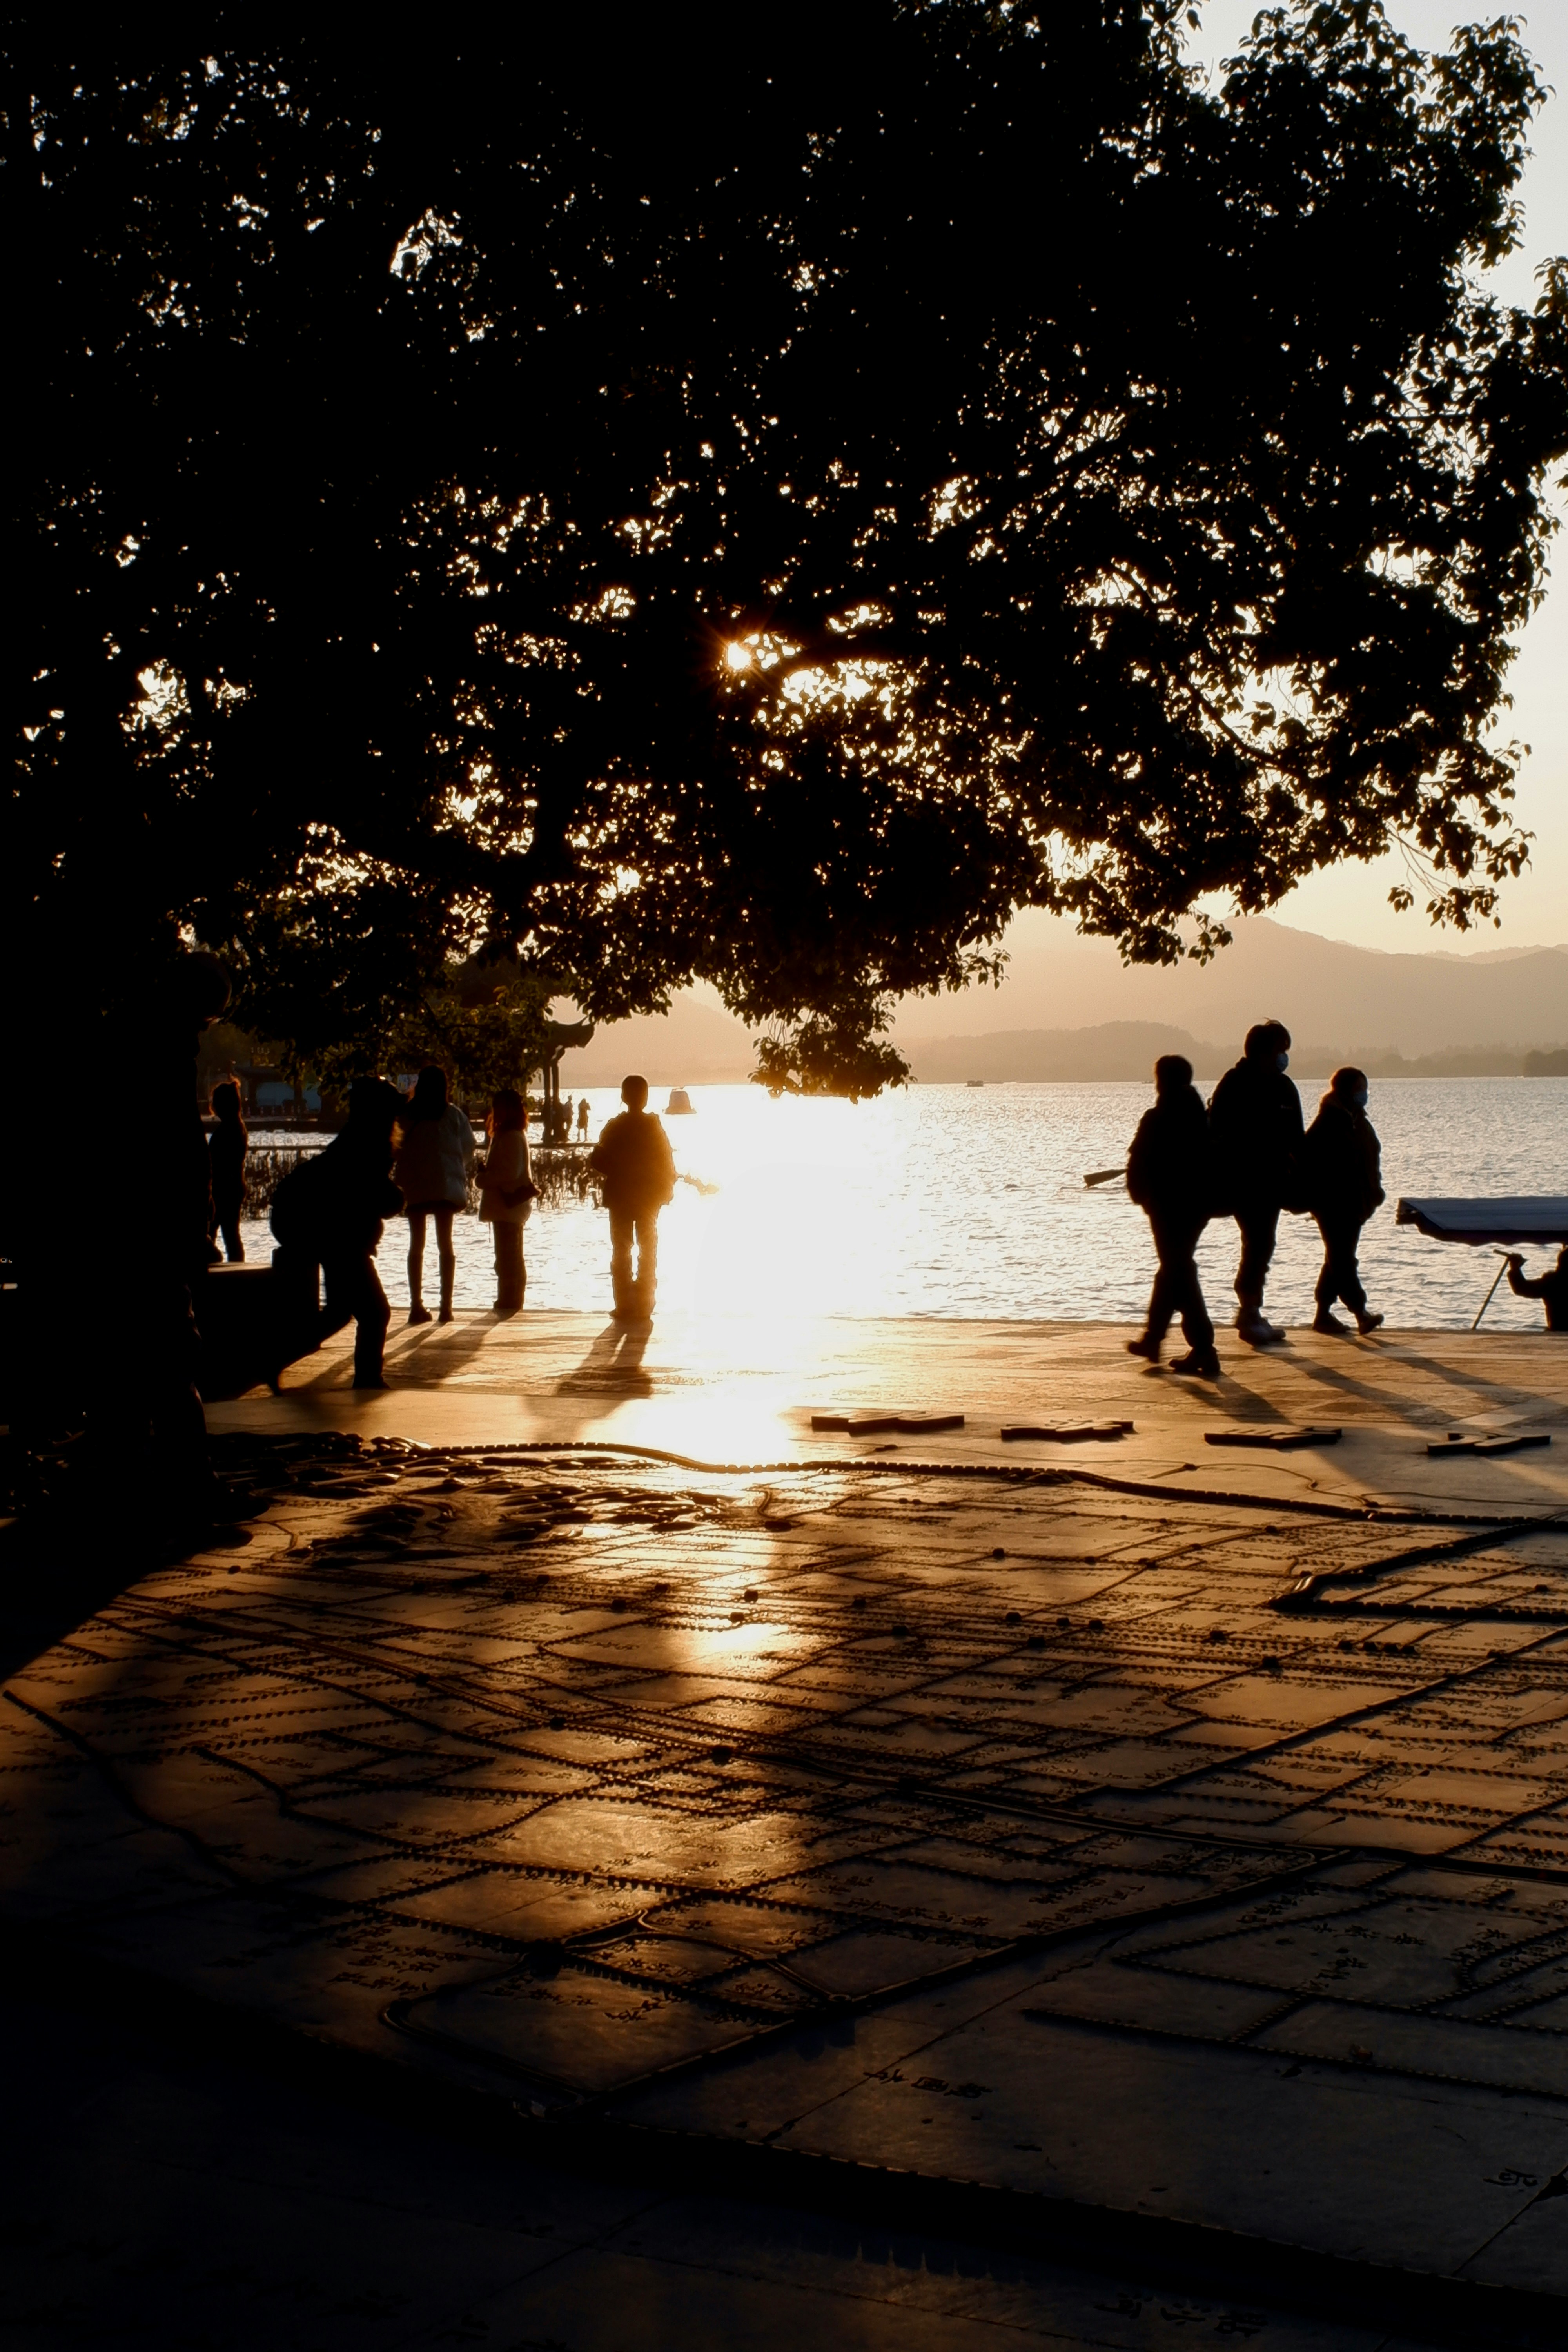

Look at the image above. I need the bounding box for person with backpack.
[1125,1054,1220,1377]
[270,1078,404,1388]
[392,1065,474,1325]
[1304,1066,1386,1335]
[1208,1018,1304,1345]
[207,1080,249,1262]
[477,1087,536,1312]
[589,1074,677,1319]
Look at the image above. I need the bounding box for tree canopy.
[9,2,1566,1091]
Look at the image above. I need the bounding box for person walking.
[1304,1066,1386,1335]
[1125,1055,1220,1376]
[270,1078,403,1388]
[393,1066,474,1325]
[207,1080,249,1263]
[590,1074,677,1320]
[478,1087,536,1312]
[576,1096,590,1142]
[1505,1245,1568,1330]
[1208,1019,1303,1345]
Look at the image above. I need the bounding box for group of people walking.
[1125,1020,1387,1377]
[267,1070,675,1389]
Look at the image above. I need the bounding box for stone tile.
[773,2010,1568,2276]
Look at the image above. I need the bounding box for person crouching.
[1126,1055,1220,1378]
[478,1087,536,1312]
[270,1078,404,1389]
[1304,1067,1385,1336]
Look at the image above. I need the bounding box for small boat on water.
[665,1087,695,1115]
[966,1079,984,1089]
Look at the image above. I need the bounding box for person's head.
[1244,1019,1291,1072]
[621,1073,649,1111]
[1154,1054,1194,1097]
[348,1076,404,1146]
[488,1086,524,1136]
[211,1079,244,1126]
[1330,1065,1369,1109]
[408,1065,448,1122]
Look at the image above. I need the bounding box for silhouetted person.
[271,1078,403,1388]
[1506,1245,1568,1330]
[479,1087,535,1312]
[1304,1066,1385,1335]
[1126,1055,1219,1377]
[590,1073,676,1320]
[577,1096,590,1141]
[207,1080,249,1263]
[393,1065,474,1325]
[1209,1018,1303,1345]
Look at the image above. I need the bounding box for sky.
[1182,1,1568,953]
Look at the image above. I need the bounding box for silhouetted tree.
[9,4,1566,1091]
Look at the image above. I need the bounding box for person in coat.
[271,1078,404,1388]
[1208,1018,1303,1345]
[1303,1066,1385,1335]
[477,1087,535,1312]
[207,1080,249,1263]
[1505,1245,1568,1330]
[589,1074,677,1319]
[1126,1055,1219,1377]
[392,1065,475,1325]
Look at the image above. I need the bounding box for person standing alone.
[590,1074,676,1321]
[393,1066,474,1325]
[1304,1067,1385,1335]
[207,1080,249,1263]
[1208,1020,1303,1345]
[1125,1055,1219,1376]
[478,1087,535,1312]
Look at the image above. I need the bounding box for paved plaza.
[4,1314,1566,2346]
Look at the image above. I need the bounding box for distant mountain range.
[905,1023,1568,1083]
[554,917,1568,1087]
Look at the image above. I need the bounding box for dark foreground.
[3,1319,1566,2347]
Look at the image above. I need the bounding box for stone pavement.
[212,1309,1568,1519]
[4,1316,1567,2345]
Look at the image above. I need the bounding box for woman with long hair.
[392,1065,474,1323]
[478,1087,535,1312]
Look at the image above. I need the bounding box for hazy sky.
[1180,1,1568,952]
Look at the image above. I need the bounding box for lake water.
[243,1078,1565,1330]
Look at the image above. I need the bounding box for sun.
[724,641,753,672]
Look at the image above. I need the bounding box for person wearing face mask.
[1303,1066,1385,1335]
[1208,1019,1303,1345]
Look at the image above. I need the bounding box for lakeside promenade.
[4,1316,1566,2346]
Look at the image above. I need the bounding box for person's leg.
[1313,1217,1362,1331]
[433,1205,456,1321]
[1174,1221,1214,1354]
[1131,1214,1175,1357]
[1235,1205,1282,1338]
[633,1210,659,1314]
[218,1206,244,1262]
[350,1255,390,1386]
[608,1209,635,1314]
[318,1253,354,1348]
[494,1222,524,1312]
[406,1210,431,1323]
